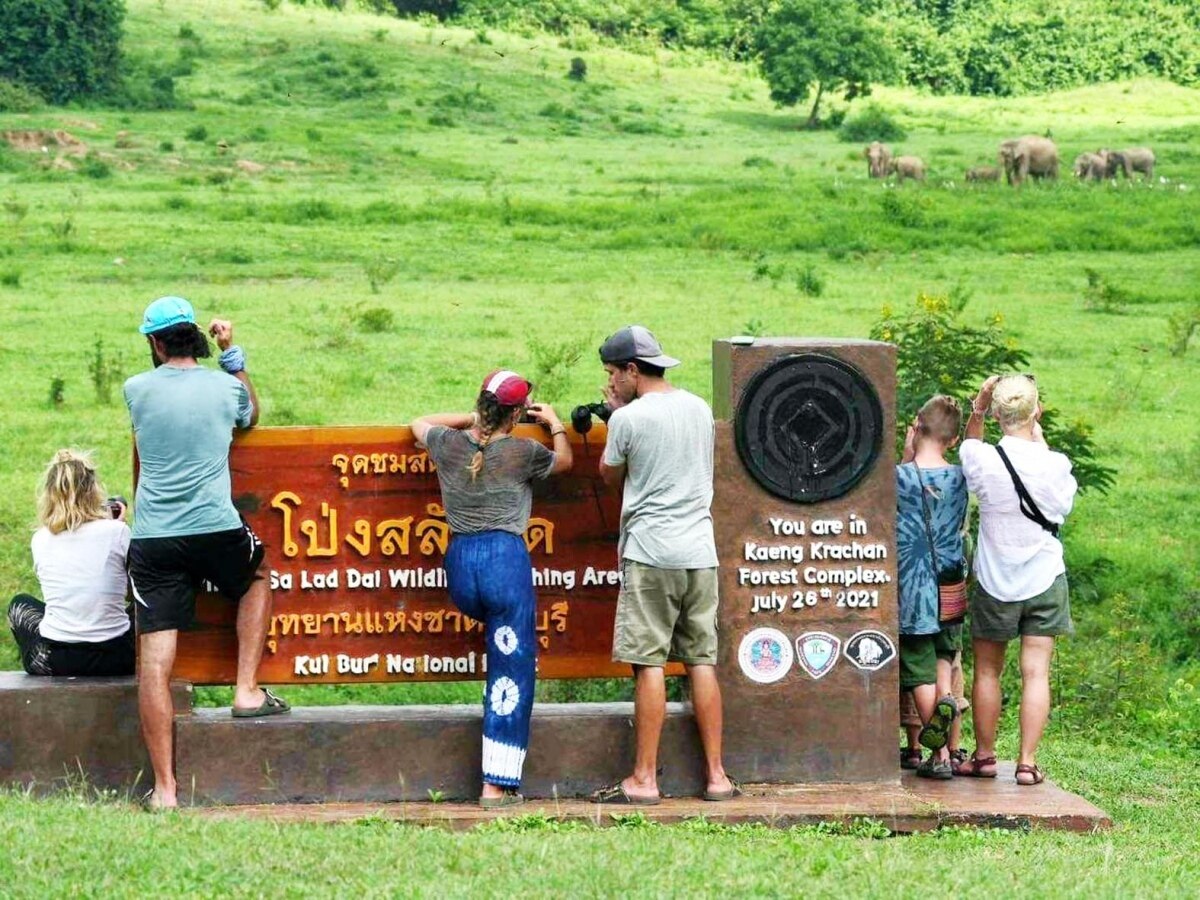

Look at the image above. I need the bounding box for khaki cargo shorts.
[612,560,719,667]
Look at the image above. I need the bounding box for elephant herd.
[864,137,1157,186]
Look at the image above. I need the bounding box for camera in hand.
[106,496,127,518]
[570,402,613,435]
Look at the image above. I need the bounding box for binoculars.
[570,402,613,435]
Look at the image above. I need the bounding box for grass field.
[1,0,1199,892]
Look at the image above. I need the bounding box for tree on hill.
[753,0,894,127]
[0,0,125,104]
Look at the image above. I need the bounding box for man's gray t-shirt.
[602,389,718,570]
[424,427,556,536]
[124,365,253,539]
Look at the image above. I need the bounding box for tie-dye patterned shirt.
[896,463,968,635]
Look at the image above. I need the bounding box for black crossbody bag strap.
[912,461,942,581]
[994,445,1060,539]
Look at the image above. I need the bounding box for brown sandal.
[955,753,998,778]
[1015,764,1045,786]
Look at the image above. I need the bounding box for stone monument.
[713,338,898,783]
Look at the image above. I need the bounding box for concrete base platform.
[0,673,191,795]
[193,763,1111,833]
[177,702,709,806]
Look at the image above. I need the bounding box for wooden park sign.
[169,337,896,788]
[172,424,682,684]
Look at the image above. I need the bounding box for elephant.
[965,165,1000,182]
[1106,147,1155,180]
[864,142,891,179]
[888,155,925,183]
[998,136,1059,185]
[1073,152,1107,181]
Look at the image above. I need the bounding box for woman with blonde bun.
[6,450,134,676]
[955,376,1077,786]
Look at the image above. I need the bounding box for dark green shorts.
[899,625,962,690]
[970,573,1072,642]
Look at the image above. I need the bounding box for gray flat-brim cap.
[599,325,680,368]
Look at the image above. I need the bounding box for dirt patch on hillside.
[3,130,88,156]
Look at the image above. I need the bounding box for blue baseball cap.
[139,296,195,335]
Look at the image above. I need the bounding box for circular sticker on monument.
[843,629,896,672]
[738,628,794,684]
[734,353,883,503]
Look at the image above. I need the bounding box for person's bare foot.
[706,774,733,796]
[481,783,506,800]
[145,786,178,810]
[620,775,660,802]
[232,686,266,711]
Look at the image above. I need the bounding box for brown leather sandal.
[955,753,998,778]
[1015,764,1046,786]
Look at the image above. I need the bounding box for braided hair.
[468,391,521,480]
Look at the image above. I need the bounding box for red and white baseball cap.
[481,370,533,406]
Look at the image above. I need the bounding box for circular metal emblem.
[735,354,882,503]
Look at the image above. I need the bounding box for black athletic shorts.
[128,519,265,634]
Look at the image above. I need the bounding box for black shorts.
[129,520,265,634]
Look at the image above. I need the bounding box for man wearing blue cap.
[124,297,287,810]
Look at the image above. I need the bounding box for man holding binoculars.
[592,326,736,805]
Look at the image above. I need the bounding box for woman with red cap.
[412,370,572,807]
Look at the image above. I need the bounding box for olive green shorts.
[970,573,1073,642]
[612,560,719,667]
[900,650,969,727]
[898,625,962,690]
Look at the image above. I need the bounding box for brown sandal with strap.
[1015,763,1046,786]
[955,753,998,778]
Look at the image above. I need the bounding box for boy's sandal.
[1015,764,1046,786]
[948,748,968,775]
[900,748,923,770]
[917,695,959,751]
[915,757,953,780]
[955,753,998,778]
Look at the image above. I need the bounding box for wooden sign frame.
[157,424,682,684]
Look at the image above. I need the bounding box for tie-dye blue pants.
[444,530,537,789]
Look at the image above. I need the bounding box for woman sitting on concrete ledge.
[7,450,134,677]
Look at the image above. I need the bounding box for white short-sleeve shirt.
[32,518,132,642]
[960,436,1077,602]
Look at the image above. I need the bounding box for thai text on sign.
[168,425,657,684]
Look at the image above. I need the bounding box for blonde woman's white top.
[960,436,1077,602]
[31,518,132,643]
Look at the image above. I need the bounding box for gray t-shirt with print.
[424,426,556,536]
[602,388,718,570]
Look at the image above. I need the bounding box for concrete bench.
[0,672,190,796]
[0,672,703,804]
[176,701,702,805]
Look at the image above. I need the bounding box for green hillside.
[1,0,1199,889]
